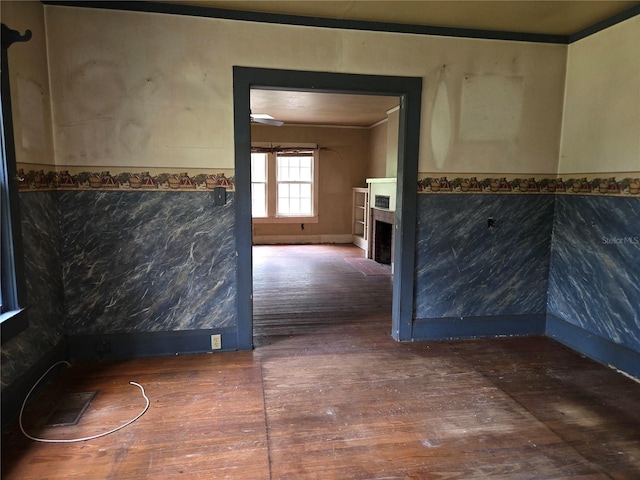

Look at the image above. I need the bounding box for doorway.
[233,67,422,349]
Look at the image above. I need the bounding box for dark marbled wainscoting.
[2,191,65,391]
[413,194,555,337]
[59,191,236,336]
[548,195,640,353]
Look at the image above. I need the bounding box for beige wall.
[2,0,55,166]
[251,124,370,240]
[367,121,388,178]
[43,5,567,174]
[385,108,399,177]
[559,16,640,174]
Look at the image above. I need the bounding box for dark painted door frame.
[233,67,422,349]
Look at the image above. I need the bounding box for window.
[1,62,28,343]
[251,152,267,217]
[277,154,313,217]
[251,147,318,223]
[1,92,18,315]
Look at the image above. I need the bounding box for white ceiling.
[250,90,400,128]
[196,0,639,127]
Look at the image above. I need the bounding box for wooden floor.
[2,244,639,479]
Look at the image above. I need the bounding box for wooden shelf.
[352,187,369,252]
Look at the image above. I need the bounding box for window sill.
[253,216,319,224]
[1,308,28,345]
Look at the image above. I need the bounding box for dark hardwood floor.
[2,244,639,479]
[252,244,393,342]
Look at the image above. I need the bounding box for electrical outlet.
[211,334,222,350]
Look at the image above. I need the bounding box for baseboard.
[68,328,238,360]
[412,314,546,341]
[546,314,640,380]
[1,340,69,428]
[252,234,353,245]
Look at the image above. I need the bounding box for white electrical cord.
[19,360,150,443]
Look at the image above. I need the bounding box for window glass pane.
[277,184,289,215]
[251,153,268,218]
[277,182,312,216]
[277,155,313,182]
[277,157,288,181]
[251,183,266,217]
[299,166,311,182]
[290,198,301,215]
[278,183,289,198]
[298,157,312,181]
[251,153,267,182]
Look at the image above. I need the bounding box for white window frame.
[251,144,319,224]
[276,153,314,218]
[250,152,268,218]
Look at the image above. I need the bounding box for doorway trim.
[233,67,422,349]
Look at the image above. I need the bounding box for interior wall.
[559,16,639,174]
[414,194,553,338]
[385,108,399,178]
[367,121,388,178]
[39,8,568,348]
[548,16,640,372]
[2,0,55,168]
[13,4,626,363]
[250,124,370,242]
[43,5,567,174]
[37,4,566,352]
[547,196,640,368]
[59,190,236,335]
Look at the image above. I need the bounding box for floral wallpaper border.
[16,165,236,192]
[16,165,640,197]
[418,174,640,196]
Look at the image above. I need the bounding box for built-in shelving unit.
[352,187,368,253]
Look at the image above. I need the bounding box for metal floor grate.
[44,392,97,427]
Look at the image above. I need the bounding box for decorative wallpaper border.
[16,165,236,192]
[417,174,640,196]
[16,165,640,197]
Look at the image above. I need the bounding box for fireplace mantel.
[364,178,396,267]
[366,177,397,211]
[369,207,395,266]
